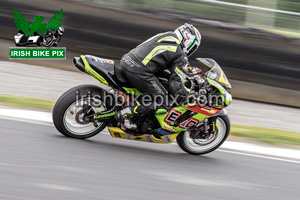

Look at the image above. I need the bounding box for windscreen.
[196,58,231,89]
[207,64,231,88]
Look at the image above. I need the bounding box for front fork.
[190,117,217,139]
[192,109,229,139]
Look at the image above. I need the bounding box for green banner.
[9,47,66,59]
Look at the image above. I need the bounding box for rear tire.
[177,115,230,155]
[52,85,112,139]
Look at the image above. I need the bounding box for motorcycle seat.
[114,65,128,83]
[113,65,133,88]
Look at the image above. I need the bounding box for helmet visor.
[187,42,198,57]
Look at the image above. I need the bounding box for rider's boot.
[115,107,137,131]
[115,101,146,131]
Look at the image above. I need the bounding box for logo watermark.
[10,9,65,59]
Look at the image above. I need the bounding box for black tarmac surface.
[0,119,299,200]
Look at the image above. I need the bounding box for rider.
[116,23,202,130]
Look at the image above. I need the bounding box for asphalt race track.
[0,118,299,200]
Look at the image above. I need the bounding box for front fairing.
[155,104,223,133]
[155,58,232,133]
[196,58,232,107]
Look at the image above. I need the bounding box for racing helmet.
[174,23,201,57]
[58,27,64,36]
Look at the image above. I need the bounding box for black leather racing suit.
[120,31,191,115]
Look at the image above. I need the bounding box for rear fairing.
[80,55,115,86]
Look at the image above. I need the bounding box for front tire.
[52,85,112,139]
[177,115,230,155]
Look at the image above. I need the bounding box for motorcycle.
[42,27,64,47]
[52,55,232,155]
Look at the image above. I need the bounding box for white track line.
[0,107,52,123]
[221,141,300,160]
[217,149,300,164]
[0,107,299,162]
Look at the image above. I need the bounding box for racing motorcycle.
[42,27,64,47]
[52,55,232,155]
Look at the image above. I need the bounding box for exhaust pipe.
[73,57,86,72]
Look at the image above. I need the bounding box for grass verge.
[0,95,55,111]
[231,124,300,146]
[254,27,300,39]
[0,95,299,147]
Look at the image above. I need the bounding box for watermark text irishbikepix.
[74,90,225,109]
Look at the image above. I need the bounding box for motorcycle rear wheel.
[177,115,230,155]
[52,85,111,139]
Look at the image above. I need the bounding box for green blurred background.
[0,0,300,107]
[88,0,300,35]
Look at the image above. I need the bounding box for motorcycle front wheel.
[177,115,230,155]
